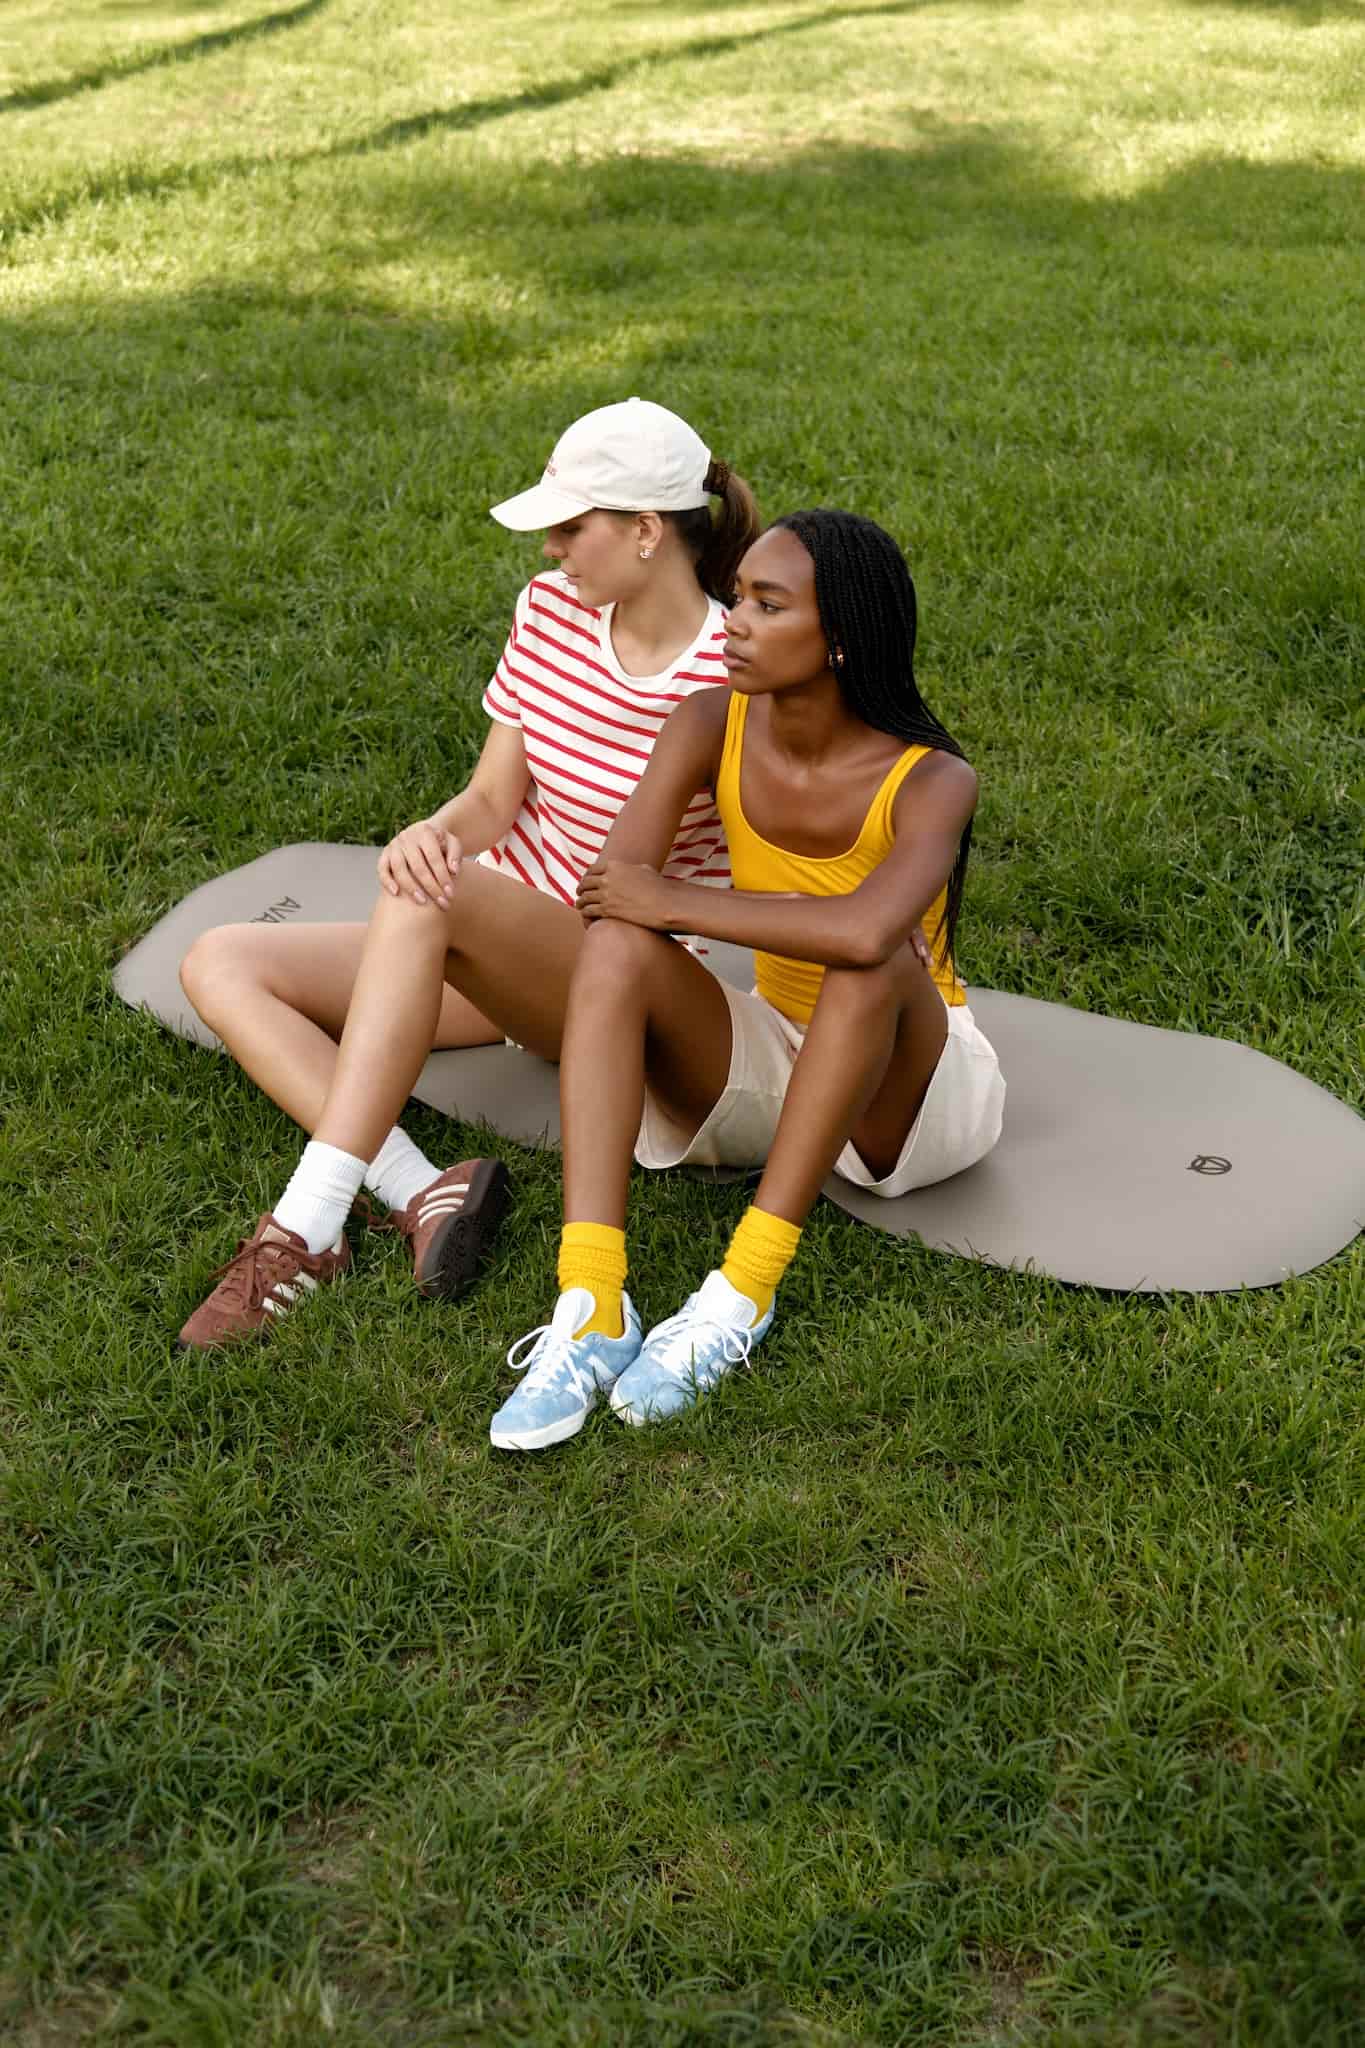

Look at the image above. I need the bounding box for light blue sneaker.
[489,1287,643,1450]
[609,1269,774,1427]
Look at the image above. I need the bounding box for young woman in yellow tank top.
[489,510,1005,1451]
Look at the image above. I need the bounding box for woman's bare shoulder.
[676,685,733,729]
[895,745,978,821]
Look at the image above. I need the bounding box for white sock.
[273,1139,368,1255]
[364,1125,440,1217]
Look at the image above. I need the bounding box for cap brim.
[489,482,596,531]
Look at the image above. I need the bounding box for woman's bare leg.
[483,919,738,1450]
[557,919,737,1228]
[544,934,950,1427]
[555,928,947,1235]
[176,871,604,1341]
[311,864,596,1166]
[180,920,502,1136]
[752,947,948,1223]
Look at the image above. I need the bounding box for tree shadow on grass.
[608,0,998,11]
[1184,0,1364,17]
[98,0,245,12]
[2,132,1359,1029]
[327,2,955,162]
[0,0,989,233]
[0,0,331,115]
[6,130,1359,658]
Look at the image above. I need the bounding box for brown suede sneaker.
[176,1215,351,1351]
[394,1158,511,1300]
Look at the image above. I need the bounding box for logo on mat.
[1188,1154,1232,1175]
[251,895,301,925]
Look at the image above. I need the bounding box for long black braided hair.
[773,508,973,973]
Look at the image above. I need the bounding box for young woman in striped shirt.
[176,399,757,1350]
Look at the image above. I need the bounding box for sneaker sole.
[173,1326,269,1355]
[414,1158,511,1301]
[489,1400,596,1452]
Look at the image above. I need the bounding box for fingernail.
[414,890,426,904]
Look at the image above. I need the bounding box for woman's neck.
[762,677,867,764]
[608,561,710,678]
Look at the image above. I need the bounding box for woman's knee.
[570,918,676,1009]
[579,917,670,973]
[179,923,260,1016]
[369,874,467,953]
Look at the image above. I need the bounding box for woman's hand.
[577,859,675,929]
[378,819,463,909]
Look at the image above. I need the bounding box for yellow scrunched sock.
[557,1221,627,1339]
[721,1205,803,1325]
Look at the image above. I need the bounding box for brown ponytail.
[665,459,760,603]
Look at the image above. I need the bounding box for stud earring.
[639,548,654,560]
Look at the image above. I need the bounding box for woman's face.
[722,527,831,696]
[541,509,645,608]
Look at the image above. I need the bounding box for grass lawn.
[2,1,1363,2040]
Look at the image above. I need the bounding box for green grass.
[2,1,1363,2040]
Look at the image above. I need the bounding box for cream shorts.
[635,980,1005,1198]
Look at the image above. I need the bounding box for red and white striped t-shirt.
[478,571,731,905]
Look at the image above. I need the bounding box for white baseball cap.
[490,397,711,530]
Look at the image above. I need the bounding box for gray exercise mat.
[111,842,753,1155]
[114,842,1364,1293]
[113,842,566,1146]
[826,986,1363,1292]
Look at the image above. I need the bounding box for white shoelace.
[645,1304,757,1384]
[505,1326,598,1401]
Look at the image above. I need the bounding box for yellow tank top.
[716,690,966,1026]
